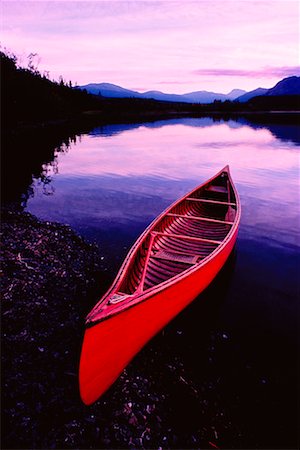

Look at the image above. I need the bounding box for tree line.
[2,49,299,131]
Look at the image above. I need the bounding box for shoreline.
[1,208,228,449]
[3,108,300,135]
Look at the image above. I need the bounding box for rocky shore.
[2,209,295,449]
[1,209,238,449]
[1,208,100,448]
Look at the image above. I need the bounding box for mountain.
[236,76,300,102]
[77,83,246,103]
[265,76,300,96]
[78,83,142,99]
[227,89,247,99]
[184,88,246,103]
[78,77,300,104]
[143,89,246,103]
[142,90,190,102]
[226,89,246,100]
[237,88,269,103]
[183,91,227,103]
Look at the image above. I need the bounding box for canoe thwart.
[166,213,234,225]
[186,197,236,206]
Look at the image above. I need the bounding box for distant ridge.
[78,83,142,98]
[265,76,300,96]
[237,76,300,102]
[237,88,269,103]
[77,83,246,104]
[77,76,300,104]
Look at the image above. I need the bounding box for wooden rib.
[151,250,200,265]
[144,259,188,289]
[152,231,222,245]
[155,238,216,257]
[146,260,179,280]
[186,198,236,206]
[166,221,227,241]
[154,237,215,258]
[153,247,204,258]
[157,215,230,242]
[166,213,234,225]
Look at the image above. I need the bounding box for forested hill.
[1,51,104,128]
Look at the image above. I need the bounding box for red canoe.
[79,165,241,405]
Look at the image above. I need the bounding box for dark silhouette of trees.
[1,48,299,132]
[1,50,103,128]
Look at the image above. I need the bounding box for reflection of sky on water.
[27,117,299,264]
[47,119,297,182]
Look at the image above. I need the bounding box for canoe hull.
[79,226,238,405]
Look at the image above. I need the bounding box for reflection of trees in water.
[89,114,300,145]
[232,114,300,146]
[20,152,61,207]
[30,137,78,201]
[40,163,57,197]
[3,114,298,209]
[3,126,78,209]
[38,142,70,196]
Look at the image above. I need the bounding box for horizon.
[77,77,299,96]
[2,1,299,93]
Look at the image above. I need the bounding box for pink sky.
[2,1,299,93]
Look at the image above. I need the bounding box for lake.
[18,116,300,447]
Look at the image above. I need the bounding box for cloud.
[193,67,300,78]
[157,81,191,85]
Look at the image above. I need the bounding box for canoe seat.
[108,293,129,304]
[206,185,227,194]
[151,249,202,265]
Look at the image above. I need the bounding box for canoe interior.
[116,169,237,296]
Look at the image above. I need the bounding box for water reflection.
[25,117,299,271]
[2,126,76,206]
[89,115,300,146]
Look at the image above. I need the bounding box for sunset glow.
[2,0,299,93]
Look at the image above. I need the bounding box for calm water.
[24,117,299,447]
[26,118,299,267]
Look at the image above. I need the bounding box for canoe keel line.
[79,166,241,405]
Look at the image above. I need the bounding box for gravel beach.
[0,209,238,449]
[1,209,297,449]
